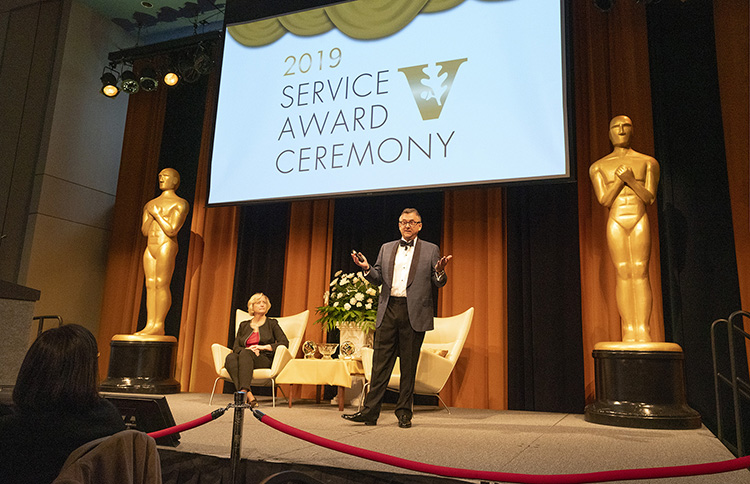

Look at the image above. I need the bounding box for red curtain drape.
[277,199,335,398]
[280,200,334,331]
[439,188,507,409]
[176,73,240,392]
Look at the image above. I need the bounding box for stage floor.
[160,392,750,484]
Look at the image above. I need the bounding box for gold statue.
[589,116,659,343]
[138,168,189,336]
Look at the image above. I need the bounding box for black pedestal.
[100,336,180,394]
[584,343,701,429]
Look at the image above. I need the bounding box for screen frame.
[205,0,576,207]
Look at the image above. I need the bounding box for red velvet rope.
[255,411,750,484]
[147,408,225,440]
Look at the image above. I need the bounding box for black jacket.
[232,317,289,357]
[0,398,127,484]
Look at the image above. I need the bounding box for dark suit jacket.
[232,317,289,357]
[365,238,447,332]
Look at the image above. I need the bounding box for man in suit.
[342,208,452,428]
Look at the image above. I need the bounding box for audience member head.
[13,324,101,413]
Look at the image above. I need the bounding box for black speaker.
[102,392,180,447]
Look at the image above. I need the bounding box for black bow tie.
[399,239,414,248]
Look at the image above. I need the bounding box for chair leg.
[209,377,221,405]
[436,393,451,414]
[271,380,276,408]
[357,381,370,412]
[276,384,288,405]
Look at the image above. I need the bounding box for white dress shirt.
[390,238,416,297]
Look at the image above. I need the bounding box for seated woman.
[0,324,127,484]
[225,293,289,407]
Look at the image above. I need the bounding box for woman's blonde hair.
[247,292,271,312]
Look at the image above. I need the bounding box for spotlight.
[121,70,140,94]
[139,65,159,92]
[163,71,179,87]
[100,71,119,98]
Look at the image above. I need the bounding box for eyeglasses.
[399,220,421,227]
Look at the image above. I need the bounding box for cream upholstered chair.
[210,309,309,406]
[360,307,474,413]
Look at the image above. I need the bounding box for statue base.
[100,335,180,394]
[584,342,701,429]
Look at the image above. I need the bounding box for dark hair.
[400,208,421,220]
[13,324,101,412]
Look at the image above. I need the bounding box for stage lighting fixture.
[194,48,212,75]
[163,71,179,87]
[103,31,219,98]
[178,52,200,83]
[121,69,140,93]
[100,71,119,98]
[139,65,159,91]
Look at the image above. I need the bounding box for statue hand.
[616,165,635,183]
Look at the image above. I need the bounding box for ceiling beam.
[107,30,221,64]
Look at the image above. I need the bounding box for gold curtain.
[439,188,507,409]
[227,0,479,46]
[324,0,429,40]
[96,87,168,377]
[714,1,750,354]
[281,199,335,337]
[176,73,240,392]
[278,199,335,398]
[573,0,664,402]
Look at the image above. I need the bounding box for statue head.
[158,168,180,191]
[608,115,633,148]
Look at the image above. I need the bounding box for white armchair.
[210,309,309,406]
[360,307,474,413]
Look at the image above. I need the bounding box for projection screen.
[207,0,572,205]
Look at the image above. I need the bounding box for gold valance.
[227,0,487,46]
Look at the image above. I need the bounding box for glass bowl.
[318,343,339,359]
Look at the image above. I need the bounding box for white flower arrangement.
[315,270,379,332]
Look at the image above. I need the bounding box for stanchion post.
[231,391,245,484]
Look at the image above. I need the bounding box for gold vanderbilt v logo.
[398,58,468,121]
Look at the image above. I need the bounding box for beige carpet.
[154,392,750,484]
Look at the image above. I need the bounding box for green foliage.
[315,270,379,332]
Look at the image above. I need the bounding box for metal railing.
[711,310,750,456]
[32,315,63,337]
